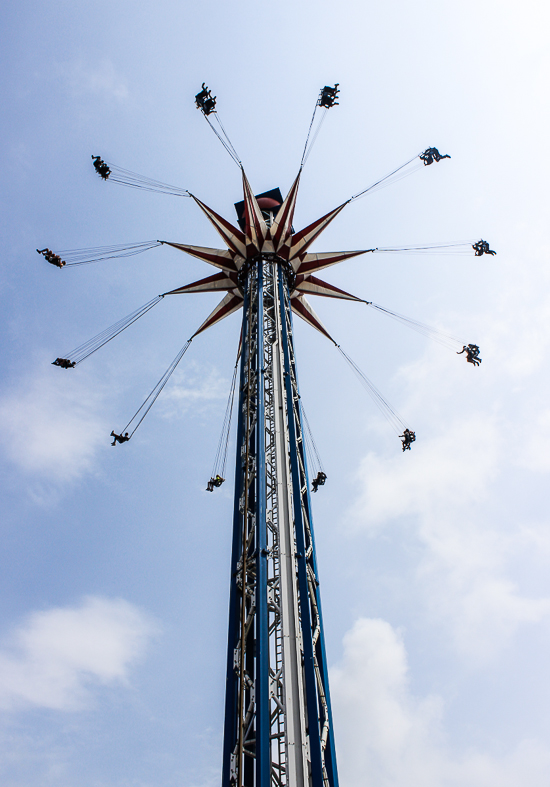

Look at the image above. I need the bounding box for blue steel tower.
[148,157,380,787]
[146,163,365,785]
[160,170,366,787]
[222,190,339,787]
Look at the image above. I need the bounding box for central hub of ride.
[237,253,296,293]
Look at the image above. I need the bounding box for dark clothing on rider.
[399,429,416,451]
[195,84,217,115]
[52,358,75,368]
[206,474,224,492]
[420,147,451,165]
[312,471,327,492]
[91,156,111,180]
[111,431,129,446]
[319,84,339,108]
[37,249,65,267]
[457,344,481,366]
[472,240,496,256]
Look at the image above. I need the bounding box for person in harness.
[37,248,65,267]
[319,84,340,108]
[91,156,111,180]
[457,344,482,366]
[311,471,327,492]
[111,431,130,446]
[399,428,416,451]
[52,358,75,368]
[195,83,217,115]
[472,239,496,256]
[206,474,225,492]
[419,147,451,165]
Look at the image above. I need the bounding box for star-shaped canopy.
[162,169,370,342]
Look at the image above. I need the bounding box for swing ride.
[39,82,491,787]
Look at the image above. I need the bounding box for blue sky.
[1,0,550,785]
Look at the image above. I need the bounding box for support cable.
[300,103,319,167]
[214,114,242,166]
[335,344,410,437]
[302,108,329,167]
[208,356,239,487]
[372,240,479,255]
[301,404,325,476]
[37,241,162,268]
[302,402,330,490]
[364,302,466,351]
[52,296,164,368]
[349,154,423,202]
[91,156,191,197]
[201,113,242,167]
[120,338,193,438]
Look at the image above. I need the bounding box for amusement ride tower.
[41,82,491,787]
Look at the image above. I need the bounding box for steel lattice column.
[222,255,338,787]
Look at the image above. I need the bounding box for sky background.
[1,0,549,785]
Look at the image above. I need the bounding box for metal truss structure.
[222,250,337,787]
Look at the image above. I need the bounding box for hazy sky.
[1,0,550,785]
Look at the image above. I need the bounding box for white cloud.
[0,365,106,481]
[0,597,156,711]
[331,617,550,787]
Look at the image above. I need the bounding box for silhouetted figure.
[319,84,340,108]
[111,431,130,446]
[37,248,65,267]
[420,147,451,166]
[195,83,217,115]
[91,155,111,180]
[311,471,327,493]
[206,474,225,492]
[399,428,416,451]
[472,239,496,256]
[457,344,482,366]
[52,358,75,368]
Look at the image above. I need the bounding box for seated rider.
[399,428,416,451]
[91,155,111,180]
[457,344,481,366]
[472,239,496,256]
[419,147,451,165]
[37,249,66,267]
[311,471,327,493]
[111,431,130,446]
[52,358,75,368]
[206,474,225,492]
[319,84,340,108]
[195,84,217,115]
